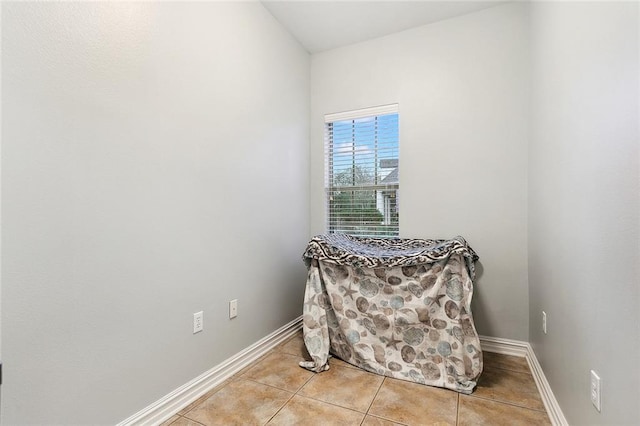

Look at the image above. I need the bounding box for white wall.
[310,2,530,340]
[529,2,640,424]
[1,2,309,424]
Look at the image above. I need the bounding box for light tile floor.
[161,332,551,426]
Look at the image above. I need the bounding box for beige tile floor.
[161,332,551,426]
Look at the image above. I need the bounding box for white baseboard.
[479,335,529,357]
[525,342,569,426]
[117,316,303,426]
[119,324,566,426]
[480,335,568,426]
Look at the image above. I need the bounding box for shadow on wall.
[470,262,491,336]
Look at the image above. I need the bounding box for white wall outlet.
[193,311,203,333]
[542,311,547,334]
[229,299,238,319]
[590,370,601,412]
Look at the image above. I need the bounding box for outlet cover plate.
[229,299,238,319]
[193,311,203,333]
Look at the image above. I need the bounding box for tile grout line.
[291,393,368,421]
[177,414,207,426]
[487,366,532,374]
[366,413,410,426]
[262,388,298,425]
[480,354,551,418]
[160,415,179,426]
[465,393,548,413]
[483,361,533,375]
[262,365,316,425]
[239,375,302,396]
[359,375,387,425]
[167,337,550,425]
[359,377,411,426]
[258,336,302,425]
[177,377,234,417]
[365,412,410,425]
[293,363,378,415]
[484,364,534,376]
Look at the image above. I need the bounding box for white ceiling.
[262,1,510,53]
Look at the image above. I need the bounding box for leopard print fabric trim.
[302,234,479,280]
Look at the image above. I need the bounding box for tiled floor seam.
[292,392,370,415]
[465,393,549,413]
[263,388,298,425]
[165,335,550,426]
[159,415,179,426]
[178,414,207,426]
[367,413,411,426]
[365,412,410,425]
[177,380,234,416]
[364,377,424,426]
[484,365,533,375]
[359,376,387,425]
[240,375,306,395]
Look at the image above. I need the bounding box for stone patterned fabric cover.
[300,234,482,394]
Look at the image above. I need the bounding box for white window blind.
[324,104,399,238]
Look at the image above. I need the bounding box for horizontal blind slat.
[325,109,399,238]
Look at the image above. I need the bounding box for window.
[325,104,399,237]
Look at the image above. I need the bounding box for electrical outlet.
[542,311,547,334]
[591,370,601,412]
[229,299,238,319]
[193,311,203,333]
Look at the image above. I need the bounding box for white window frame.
[324,104,399,238]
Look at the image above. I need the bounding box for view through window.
[325,105,399,237]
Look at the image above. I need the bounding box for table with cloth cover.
[299,234,482,394]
